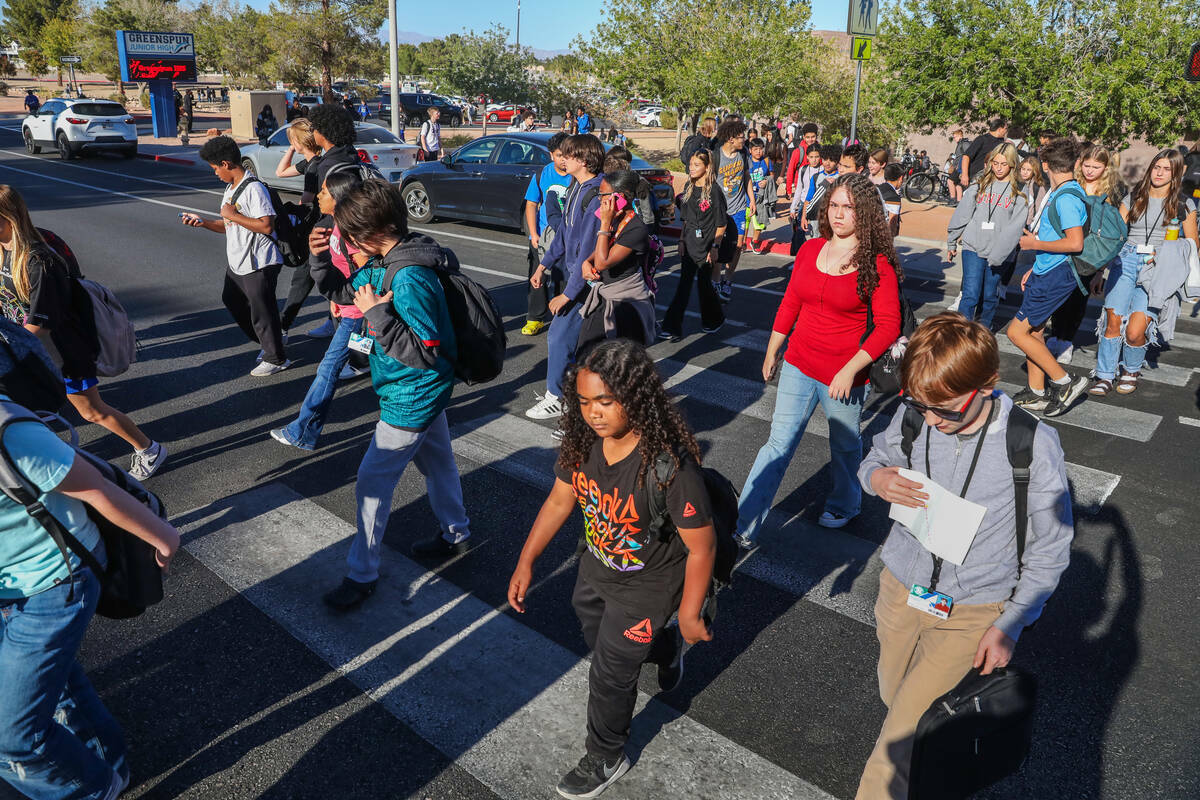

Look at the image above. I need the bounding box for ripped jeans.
[1094,243,1157,381]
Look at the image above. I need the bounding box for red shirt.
[772,238,901,386]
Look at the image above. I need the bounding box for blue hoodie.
[540,173,604,302]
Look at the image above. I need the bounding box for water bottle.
[1165,218,1180,241]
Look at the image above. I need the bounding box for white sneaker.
[525,393,564,419]
[947,292,962,312]
[256,333,288,363]
[128,441,167,481]
[1056,344,1074,365]
[250,359,291,377]
[308,318,337,338]
[338,363,370,380]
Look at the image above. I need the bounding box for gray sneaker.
[128,441,167,481]
[1011,387,1049,412]
[556,752,631,799]
[250,359,292,377]
[1044,375,1089,417]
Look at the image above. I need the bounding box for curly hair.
[817,173,903,303]
[557,339,701,489]
[308,104,357,147]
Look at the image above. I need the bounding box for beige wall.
[230,90,286,140]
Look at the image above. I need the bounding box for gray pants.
[347,412,470,582]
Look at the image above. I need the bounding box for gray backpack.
[76,278,137,377]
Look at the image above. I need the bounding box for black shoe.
[1043,375,1090,417]
[556,752,631,799]
[322,577,377,611]
[411,534,470,560]
[656,625,685,692]
[1011,386,1049,412]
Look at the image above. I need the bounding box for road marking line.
[1179,416,1200,428]
[0,160,211,214]
[180,483,838,800]
[411,226,527,250]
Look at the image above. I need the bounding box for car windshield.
[355,125,402,144]
[72,103,126,117]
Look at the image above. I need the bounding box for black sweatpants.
[280,265,316,331]
[1050,286,1089,343]
[222,265,286,365]
[527,228,561,324]
[572,571,679,760]
[661,250,724,335]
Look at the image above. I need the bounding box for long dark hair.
[323,167,364,204]
[557,339,701,489]
[1128,148,1185,224]
[817,173,902,303]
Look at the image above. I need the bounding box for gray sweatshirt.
[947,182,1028,266]
[858,392,1073,642]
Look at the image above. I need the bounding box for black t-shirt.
[603,212,648,283]
[0,244,95,377]
[555,442,713,608]
[301,154,323,197]
[315,145,361,187]
[679,183,728,261]
[964,133,1005,179]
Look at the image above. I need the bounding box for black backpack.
[229,177,316,269]
[381,247,507,385]
[644,452,740,622]
[861,279,917,397]
[0,401,166,619]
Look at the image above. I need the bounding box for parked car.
[634,108,663,127]
[22,97,137,160]
[399,132,676,230]
[376,93,463,127]
[239,122,418,191]
[293,95,323,114]
[483,105,529,124]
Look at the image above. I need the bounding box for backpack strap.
[229,175,261,208]
[1043,184,1091,294]
[645,452,676,542]
[899,405,924,468]
[1005,406,1039,570]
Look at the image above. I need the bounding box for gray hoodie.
[947,182,1028,266]
[858,392,1073,642]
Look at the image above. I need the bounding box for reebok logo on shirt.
[683,502,697,518]
[623,618,654,644]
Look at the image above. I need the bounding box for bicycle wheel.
[905,173,934,203]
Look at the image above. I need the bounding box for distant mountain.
[378,28,572,60]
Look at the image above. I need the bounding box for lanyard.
[923,408,993,591]
[1142,201,1166,245]
[985,184,1008,223]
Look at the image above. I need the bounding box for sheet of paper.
[888,468,987,565]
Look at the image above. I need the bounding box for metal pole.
[849,59,862,143]
[387,0,400,138]
[516,0,521,49]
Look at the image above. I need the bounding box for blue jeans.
[737,362,866,542]
[281,316,363,449]
[1095,244,1155,380]
[546,305,585,398]
[959,249,1010,328]
[0,569,127,800]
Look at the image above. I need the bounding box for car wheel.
[56,132,75,160]
[241,157,257,175]
[403,181,434,223]
[488,113,499,123]
[449,115,461,128]
[407,114,422,127]
[23,128,40,154]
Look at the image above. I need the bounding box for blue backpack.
[1045,185,1128,281]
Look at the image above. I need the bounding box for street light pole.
[387,0,400,138]
[516,0,521,49]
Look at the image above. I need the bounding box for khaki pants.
[855,569,1003,800]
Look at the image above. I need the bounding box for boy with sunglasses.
[853,313,1073,800]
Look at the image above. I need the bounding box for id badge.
[907,584,954,619]
[1136,244,1155,255]
[694,228,704,238]
[980,221,996,231]
[347,332,374,355]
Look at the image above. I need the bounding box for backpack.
[861,277,918,397]
[645,452,741,623]
[229,177,315,269]
[0,400,166,619]
[381,247,506,385]
[1045,185,1128,280]
[635,177,657,228]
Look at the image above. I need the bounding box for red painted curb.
[137,153,197,166]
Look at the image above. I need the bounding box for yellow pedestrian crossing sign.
[851,37,873,61]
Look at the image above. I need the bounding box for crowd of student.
[0,100,1195,800]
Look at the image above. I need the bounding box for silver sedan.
[239,121,419,191]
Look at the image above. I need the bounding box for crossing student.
[1006,137,1091,417]
[660,150,727,340]
[710,119,754,302]
[736,174,901,544]
[1089,149,1199,397]
[507,338,715,800]
[307,180,471,610]
[855,312,1073,800]
[522,131,571,337]
[946,143,1028,328]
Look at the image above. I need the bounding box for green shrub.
[662,157,685,173]
[659,110,677,130]
[442,134,472,150]
[0,82,8,97]
[139,88,150,109]
[108,92,127,106]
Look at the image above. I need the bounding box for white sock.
[1028,387,1045,397]
[442,529,470,545]
[1052,374,1071,386]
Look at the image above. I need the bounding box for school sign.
[116,30,196,82]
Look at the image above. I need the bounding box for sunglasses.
[900,389,980,422]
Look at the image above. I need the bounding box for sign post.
[846,0,880,143]
[59,55,81,97]
[115,31,196,138]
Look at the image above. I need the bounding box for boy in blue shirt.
[1006,137,1091,417]
[522,132,571,336]
[746,137,774,253]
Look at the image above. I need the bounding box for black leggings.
[222,266,286,364]
[279,266,316,331]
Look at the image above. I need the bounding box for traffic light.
[1187,41,1200,82]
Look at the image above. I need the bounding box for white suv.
[22,98,138,160]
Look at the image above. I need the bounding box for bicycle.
[903,166,952,204]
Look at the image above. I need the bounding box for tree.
[0,0,76,50]
[268,0,386,100]
[395,43,422,75]
[38,13,77,86]
[435,25,530,136]
[878,0,1200,147]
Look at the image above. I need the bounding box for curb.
[137,152,197,166]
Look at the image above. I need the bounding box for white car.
[239,121,419,191]
[23,97,137,160]
[634,108,663,127]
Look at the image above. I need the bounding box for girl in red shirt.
[736,174,901,543]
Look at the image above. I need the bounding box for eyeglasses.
[900,389,980,422]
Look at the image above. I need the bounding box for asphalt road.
[0,119,1196,800]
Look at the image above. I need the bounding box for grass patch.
[442,134,473,150]
[662,157,685,173]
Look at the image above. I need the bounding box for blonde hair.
[286,118,317,154]
[698,118,716,138]
[1074,144,1120,206]
[977,143,1023,201]
[0,185,45,303]
[681,149,716,205]
[1018,156,1046,189]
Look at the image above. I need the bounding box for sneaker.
[322,577,377,611]
[308,318,337,338]
[717,280,733,303]
[250,359,292,377]
[338,363,370,380]
[734,532,757,551]
[411,534,471,560]
[1011,387,1049,412]
[947,292,962,312]
[1056,344,1074,365]
[657,625,685,693]
[102,764,130,800]
[525,393,564,419]
[657,327,682,341]
[269,427,314,451]
[700,320,725,334]
[256,333,289,362]
[128,441,167,481]
[1043,375,1090,417]
[818,510,854,529]
[521,319,548,336]
[556,752,631,799]
[756,239,773,254]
